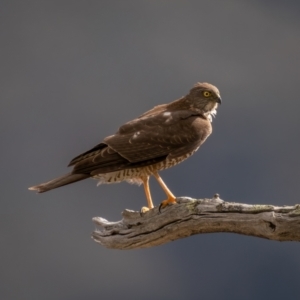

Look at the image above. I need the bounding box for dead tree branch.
[92,195,300,249]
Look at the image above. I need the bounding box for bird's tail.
[28,173,89,193]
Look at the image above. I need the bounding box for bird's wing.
[69,143,167,175]
[104,110,212,163]
[68,143,107,166]
[68,110,211,175]
[69,144,132,174]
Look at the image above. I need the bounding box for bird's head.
[188,82,222,121]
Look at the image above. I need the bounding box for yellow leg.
[141,176,153,213]
[152,172,177,212]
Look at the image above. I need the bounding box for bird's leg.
[152,172,177,212]
[140,176,154,213]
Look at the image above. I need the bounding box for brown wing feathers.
[68,110,211,174]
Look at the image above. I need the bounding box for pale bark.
[92,195,300,250]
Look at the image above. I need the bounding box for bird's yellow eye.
[203,91,211,97]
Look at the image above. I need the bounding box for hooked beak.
[216,96,222,104]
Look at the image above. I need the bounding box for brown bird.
[29,82,221,211]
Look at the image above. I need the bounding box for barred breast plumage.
[94,147,199,185]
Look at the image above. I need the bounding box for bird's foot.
[140,206,150,214]
[159,197,177,213]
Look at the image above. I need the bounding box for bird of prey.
[29,82,221,211]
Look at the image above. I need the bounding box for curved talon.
[158,203,163,214]
[158,198,177,213]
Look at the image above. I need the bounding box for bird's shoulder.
[118,107,209,135]
[101,109,211,162]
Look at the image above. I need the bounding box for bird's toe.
[158,197,177,213]
[140,206,150,214]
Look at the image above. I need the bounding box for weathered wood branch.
[92,195,300,249]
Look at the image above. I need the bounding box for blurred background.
[1,1,300,299]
